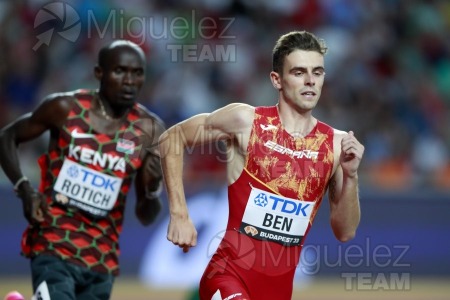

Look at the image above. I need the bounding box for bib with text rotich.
[53,159,123,217]
[240,186,314,246]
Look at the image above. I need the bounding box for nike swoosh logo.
[71,129,95,139]
[260,124,277,131]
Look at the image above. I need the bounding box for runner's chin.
[118,94,136,107]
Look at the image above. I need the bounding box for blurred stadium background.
[0,0,449,299]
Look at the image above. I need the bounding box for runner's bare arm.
[0,95,71,181]
[328,130,364,242]
[134,115,166,225]
[0,95,72,223]
[159,103,254,252]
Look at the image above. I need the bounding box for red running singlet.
[199,106,334,300]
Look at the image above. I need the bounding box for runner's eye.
[114,68,124,75]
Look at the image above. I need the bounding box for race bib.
[239,186,314,246]
[53,159,122,217]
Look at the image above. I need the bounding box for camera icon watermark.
[33,2,81,51]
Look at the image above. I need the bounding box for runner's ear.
[94,66,103,80]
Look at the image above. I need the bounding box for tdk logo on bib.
[254,193,268,207]
[67,165,79,177]
[66,165,118,192]
[270,195,311,217]
[254,191,311,217]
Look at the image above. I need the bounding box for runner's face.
[278,50,325,111]
[98,47,145,108]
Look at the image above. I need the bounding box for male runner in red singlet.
[0,40,165,300]
[159,31,365,300]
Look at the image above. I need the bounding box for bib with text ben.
[240,186,314,246]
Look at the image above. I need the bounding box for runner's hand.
[167,215,197,253]
[16,185,47,224]
[339,131,364,177]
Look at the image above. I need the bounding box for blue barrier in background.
[1,186,449,284]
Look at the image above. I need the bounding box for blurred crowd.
[0,0,449,191]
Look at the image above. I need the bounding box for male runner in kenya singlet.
[25,89,147,274]
[160,31,364,300]
[0,40,165,300]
